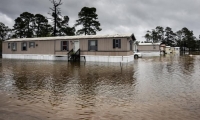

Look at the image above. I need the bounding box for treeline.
[0,0,101,41]
[0,40,2,55]
[144,26,200,51]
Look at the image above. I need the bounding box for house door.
[74,40,79,52]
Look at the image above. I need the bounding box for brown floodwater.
[0,55,200,120]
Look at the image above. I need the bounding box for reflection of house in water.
[1,60,76,106]
[75,62,136,116]
[1,60,136,109]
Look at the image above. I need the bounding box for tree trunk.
[54,6,57,36]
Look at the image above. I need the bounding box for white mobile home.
[2,33,137,62]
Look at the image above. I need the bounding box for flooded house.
[137,43,163,56]
[173,47,180,54]
[137,43,161,52]
[2,33,136,62]
[165,46,180,54]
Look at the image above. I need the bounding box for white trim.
[80,55,134,63]
[3,54,134,63]
[140,52,160,57]
[2,54,68,61]
[139,43,161,46]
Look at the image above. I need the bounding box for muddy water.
[0,55,200,120]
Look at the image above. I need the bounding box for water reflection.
[0,60,136,102]
[1,55,200,120]
[0,59,2,80]
[180,56,195,74]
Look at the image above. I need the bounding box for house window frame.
[21,42,27,51]
[61,41,68,51]
[113,39,121,48]
[130,40,133,50]
[88,40,98,51]
[11,42,17,51]
[8,43,10,49]
[29,42,35,48]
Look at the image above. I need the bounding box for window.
[88,40,98,51]
[29,42,35,48]
[22,42,27,51]
[61,41,68,51]
[11,43,17,51]
[8,43,10,49]
[130,40,133,50]
[113,39,121,48]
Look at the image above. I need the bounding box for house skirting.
[2,54,134,62]
[140,51,161,57]
[2,54,68,61]
[80,55,134,62]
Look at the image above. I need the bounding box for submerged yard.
[0,55,200,120]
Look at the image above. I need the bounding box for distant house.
[165,46,171,54]
[2,33,136,62]
[137,43,161,52]
[159,44,166,54]
[165,46,180,54]
[136,43,165,56]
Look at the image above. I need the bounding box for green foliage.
[156,26,164,42]
[11,1,75,38]
[57,16,75,36]
[144,26,164,43]
[13,12,53,38]
[144,26,177,46]
[178,27,196,51]
[163,27,176,47]
[75,7,102,35]
[13,12,35,38]
[135,41,140,45]
[151,29,159,43]
[145,26,199,51]
[34,14,53,37]
[0,40,2,53]
[0,22,10,40]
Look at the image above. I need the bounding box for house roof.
[5,33,135,42]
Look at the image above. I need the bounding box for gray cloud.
[0,0,200,40]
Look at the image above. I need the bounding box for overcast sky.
[0,0,200,41]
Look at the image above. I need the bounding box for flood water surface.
[1,55,200,120]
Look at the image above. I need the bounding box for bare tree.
[49,0,62,36]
